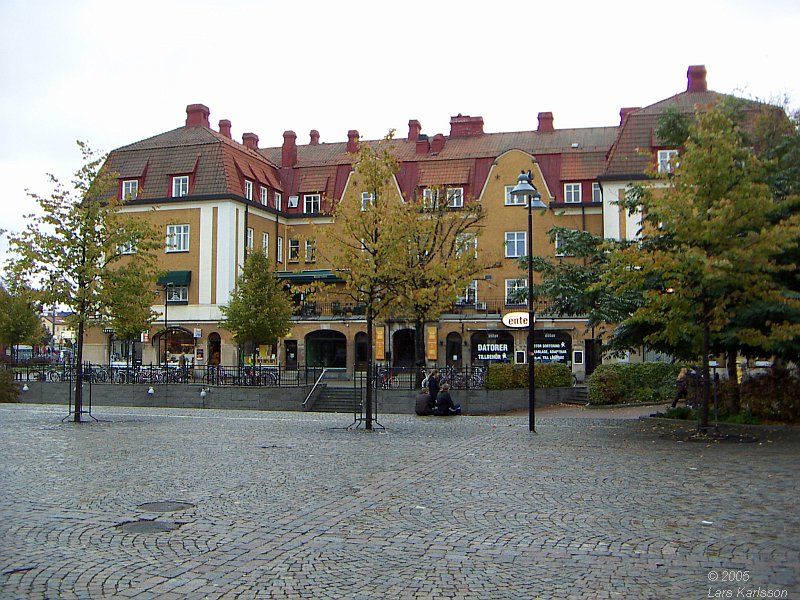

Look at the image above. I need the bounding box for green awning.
[275,269,344,284]
[157,270,192,286]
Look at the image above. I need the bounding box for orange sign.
[375,326,385,360]
[426,326,438,361]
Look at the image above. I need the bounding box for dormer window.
[447,187,464,208]
[260,186,268,205]
[423,188,439,209]
[172,175,189,198]
[122,180,138,201]
[244,179,253,201]
[658,149,679,174]
[304,194,320,214]
[564,183,581,204]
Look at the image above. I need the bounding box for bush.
[739,370,800,423]
[587,362,681,405]
[485,362,573,390]
[0,369,21,403]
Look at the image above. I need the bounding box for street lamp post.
[510,170,546,432]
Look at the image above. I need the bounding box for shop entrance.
[445,332,463,368]
[305,330,346,368]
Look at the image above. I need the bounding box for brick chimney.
[431,133,445,153]
[186,104,210,128]
[218,119,232,138]
[687,65,707,93]
[310,130,320,145]
[537,112,554,132]
[619,107,639,126]
[449,115,484,137]
[408,119,422,141]
[347,130,359,153]
[282,131,297,167]
[242,133,259,150]
[416,134,430,154]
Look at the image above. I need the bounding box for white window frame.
[304,240,316,263]
[505,279,527,306]
[505,231,526,258]
[288,195,299,209]
[423,188,439,209]
[119,241,136,255]
[260,186,268,205]
[246,227,254,251]
[564,183,581,204]
[447,187,464,208]
[658,149,679,174]
[459,280,478,304]
[456,233,478,258]
[592,182,602,203]
[304,194,321,214]
[277,237,283,263]
[262,232,270,257]
[275,192,283,211]
[505,184,526,206]
[122,179,138,201]
[166,224,190,253]
[244,179,253,201]
[288,239,300,262]
[165,285,189,303]
[172,176,189,198]
[361,192,374,211]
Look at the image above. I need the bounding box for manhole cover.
[117,519,182,533]
[138,501,194,512]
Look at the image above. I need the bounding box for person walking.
[427,369,441,405]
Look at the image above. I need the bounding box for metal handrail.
[302,368,328,407]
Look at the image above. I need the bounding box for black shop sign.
[532,330,572,364]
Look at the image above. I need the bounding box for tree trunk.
[74,320,85,423]
[726,350,740,414]
[414,318,426,389]
[697,318,711,434]
[365,305,374,430]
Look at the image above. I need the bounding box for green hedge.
[0,369,21,403]
[485,362,573,390]
[587,362,681,405]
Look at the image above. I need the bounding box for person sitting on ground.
[415,388,435,416]
[434,383,461,416]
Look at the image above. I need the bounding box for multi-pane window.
[505,231,526,258]
[456,233,478,258]
[260,186,268,205]
[246,227,254,251]
[658,149,678,173]
[166,224,190,252]
[447,187,464,208]
[304,194,321,214]
[262,232,270,257]
[304,240,316,263]
[505,185,526,206]
[275,192,283,211]
[119,241,136,255]
[505,279,527,305]
[564,183,581,204]
[165,285,188,303]
[277,237,283,263]
[122,180,138,201]
[288,239,300,262]
[460,280,478,304]
[423,188,439,209]
[172,176,189,198]
[361,192,374,211]
[244,180,253,201]
[592,182,602,203]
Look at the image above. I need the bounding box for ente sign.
[502,311,530,328]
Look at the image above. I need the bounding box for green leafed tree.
[391,187,496,383]
[0,283,45,363]
[600,104,800,433]
[3,142,163,421]
[317,133,406,429]
[220,250,293,367]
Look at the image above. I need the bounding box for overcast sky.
[1,0,798,265]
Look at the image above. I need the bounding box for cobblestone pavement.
[0,404,798,600]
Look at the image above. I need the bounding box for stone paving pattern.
[0,403,798,599]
